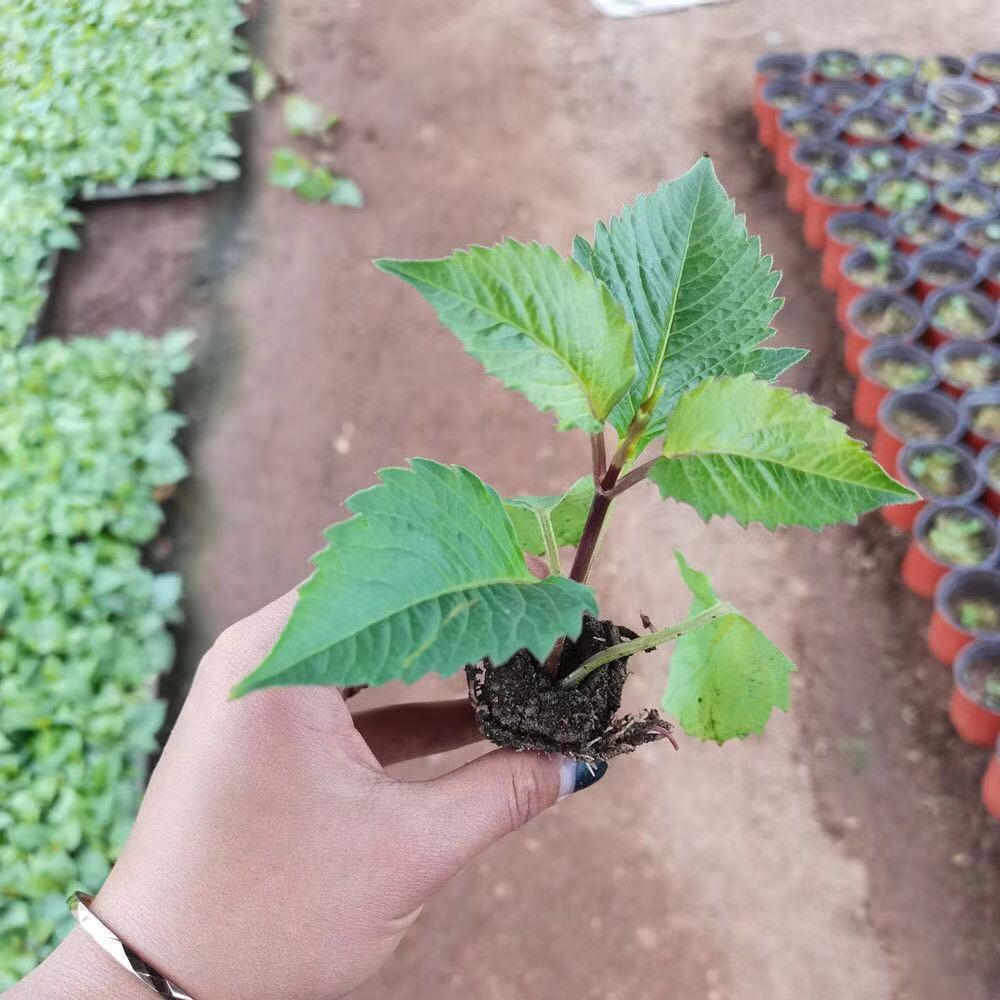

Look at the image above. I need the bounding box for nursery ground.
[51,1,999,998]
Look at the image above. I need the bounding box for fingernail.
[557,757,608,801]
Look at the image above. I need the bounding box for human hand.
[10,588,605,1000]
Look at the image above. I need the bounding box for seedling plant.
[233,160,913,754]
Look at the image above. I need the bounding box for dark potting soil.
[465,615,673,760]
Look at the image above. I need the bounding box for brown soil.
[48,1,1000,999]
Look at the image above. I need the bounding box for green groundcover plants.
[233,159,914,756]
[0,332,191,986]
[0,0,248,349]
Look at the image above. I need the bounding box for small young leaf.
[649,375,917,529]
[663,552,795,743]
[232,460,597,696]
[573,157,797,452]
[328,177,364,208]
[375,241,636,433]
[503,476,595,555]
[283,94,338,136]
[251,58,277,103]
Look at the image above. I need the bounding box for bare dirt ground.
[52,1,999,998]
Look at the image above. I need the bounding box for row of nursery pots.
[754,53,1000,817]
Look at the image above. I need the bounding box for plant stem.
[568,488,612,584]
[534,506,561,577]
[559,601,734,690]
[608,458,660,498]
[591,432,607,482]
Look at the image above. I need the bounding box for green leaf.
[283,94,338,136]
[251,58,277,103]
[503,476,595,555]
[232,460,596,696]
[375,241,636,433]
[649,375,917,529]
[573,157,798,451]
[663,552,795,743]
[329,177,364,208]
[734,346,809,381]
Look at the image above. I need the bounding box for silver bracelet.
[67,892,195,999]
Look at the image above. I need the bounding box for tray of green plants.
[0,0,249,348]
[0,331,192,986]
[754,49,1000,808]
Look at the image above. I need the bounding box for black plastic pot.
[935,179,999,223]
[812,48,864,83]
[866,52,916,84]
[956,215,1000,256]
[839,104,903,146]
[851,144,911,178]
[971,52,1000,85]
[961,387,1000,452]
[971,150,1000,189]
[871,172,933,216]
[817,80,871,114]
[961,112,1000,153]
[925,288,1000,345]
[905,106,962,149]
[917,55,968,84]
[876,78,927,113]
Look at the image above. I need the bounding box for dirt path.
[54,1,998,997]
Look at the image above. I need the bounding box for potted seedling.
[871,174,933,216]
[776,107,837,176]
[929,569,1000,665]
[984,738,1000,820]
[934,340,1000,397]
[917,54,967,84]
[926,288,1000,346]
[855,342,936,427]
[935,179,998,223]
[884,442,981,531]
[956,217,1000,255]
[839,105,903,147]
[902,500,998,599]
[787,138,851,214]
[758,78,813,150]
[753,51,809,106]
[928,79,997,116]
[970,150,1000,187]
[961,113,1000,153]
[817,81,870,114]
[873,388,965,477]
[978,444,1000,513]
[837,243,912,329]
[912,246,979,299]
[890,209,955,254]
[949,639,1000,746]
[852,144,910,180]
[803,170,869,249]
[877,78,928,114]
[904,106,961,149]
[866,52,916,84]
[983,247,1000,300]
[842,289,924,375]
[972,52,1000,85]
[910,145,971,184]
[822,210,891,290]
[961,388,1000,451]
[812,48,863,83]
[230,160,914,761]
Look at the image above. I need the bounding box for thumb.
[403,749,607,890]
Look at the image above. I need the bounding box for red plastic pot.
[924,288,1000,348]
[839,105,904,147]
[804,174,869,252]
[960,387,1000,453]
[758,78,813,151]
[811,48,863,84]
[912,246,979,300]
[786,139,850,216]
[855,342,936,428]
[885,442,982,533]
[836,247,912,332]
[873,389,965,480]
[888,209,956,256]
[929,568,1000,666]
[934,179,999,226]
[978,444,1000,514]
[821,211,890,291]
[901,500,998,600]
[949,639,1000,747]
[776,108,836,178]
[982,746,1000,820]
[983,248,1000,301]
[843,291,924,377]
[933,340,1000,399]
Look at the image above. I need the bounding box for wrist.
[4,927,151,1000]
